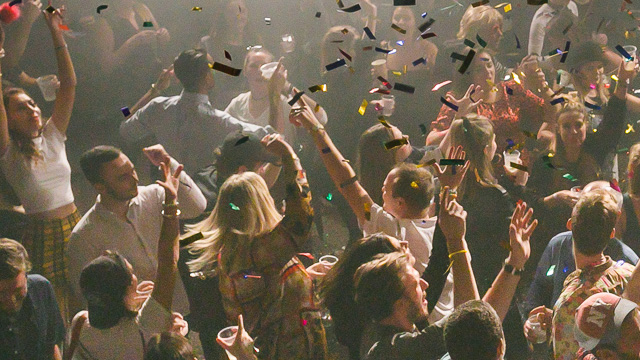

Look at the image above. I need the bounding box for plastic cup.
[260,62,279,80]
[36,75,59,102]
[281,34,295,53]
[571,186,581,193]
[623,45,637,71]
[217,326,239,360]
[526,315,548,344]
[381,94,395,117]
[319,255,339,267]
[503,150,521,170]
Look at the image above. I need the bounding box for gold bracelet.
[161,208,181,217]
[448,249,468,259]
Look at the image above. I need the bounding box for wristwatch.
[503,259,524,276]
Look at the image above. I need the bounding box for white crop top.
[0,121,74,214]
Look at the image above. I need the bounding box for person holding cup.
[0,7,77,320]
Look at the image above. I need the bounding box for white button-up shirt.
[119,90,272,172]
[67,160,206,313]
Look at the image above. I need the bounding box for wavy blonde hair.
[185,172,283,272]
[550,91,588,153]
[457,5,503,40]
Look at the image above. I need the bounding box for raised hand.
[268,57,287,94]
[506,202,538,269]
[445,84,483,117]
[261,133,294,158]
[156,161,182,204]
[43,5,63,32]
[22,0,43,25]
[438,186,467,248]
[170,312,189,336]
[217,315,257,360]
[289,103,320,130]
[154,65,174,92]
[430,145,470,190]
[143,144,171,167]
[156,27,170,45]
[525,306,553,343]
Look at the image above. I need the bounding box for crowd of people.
[3,0,640,359]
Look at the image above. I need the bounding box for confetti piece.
[515,34,521,49]
[326,193,333,201]
[396,40,405,46]
[384,137,409,150]
[476,34,487,48]
[121,107,130,117]
[341,28,349,34]
[192,6,202,11]
[210,62,242,76]
[58,24,70,31]
[393,82,415,94]
[96,4,108,13]
[440,159,465,165]
[504,3,512,12]
[288,91,305,106]
[235,136,252,147]
[391,23,407,34]
[243,274,261,279]
[364,203,371,220]
[363,26,376,40]
[512,73,521,85]
[506,87,513,95]
[546,265,556,276]
[358,99,368,115]
[611,179,621,192]
[264,17,271,25]
[506,139,515,149]
[551,86,566,97]
[584,101,601,110]
[315,11,321,17]
[181,232,204,246]
[510,163,529,172]
[378,116,392,128]
[626,124,635,134]
[308,84,327,93]
[463,39,476,48]
[369,87,391,94]
[230,203,240,211]
[421,12,427,18]
[611,75,619,82]
[616,44,633,60]
[542,154,555,169]
[458,49,476,74]
[412,57,427,66]
[418,18,435,33]
[563,173,578,182]
[321,147,331,154]
[550,97,565,105]
[375,47,393,54]
[451,52,467,61]
[560,41,570,63]
[471,0,489,7]
[411,181,419,188]
[338,48,353,62]
[337,3,361,12]
[420,32,437,39]
[325,58,346,71]
[378,76,392,89]
[45,5,55,13]
[440,96,459,111]
[224,50,232,61]
[143,21,153,27]
[8,0,21,5]
[394,0,416,5]
[362,46,373,51]
[419,124,428,135]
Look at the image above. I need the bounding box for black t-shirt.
[363,321,447,360]
[0,274,65,360]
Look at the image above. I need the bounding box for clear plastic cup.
[36,75,59,102]
[526,315,548,344]
[217,326,239,360]
[571,186,582,193]
[624,45,637,71]
[260,62,279,80]
[319,255,339,267]
[281,34,295,53]
[381,94,395,117]
[503,150,521,170]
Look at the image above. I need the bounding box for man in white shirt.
[119,49,273,173]
[528,0,578,58]
[67,144,206,314]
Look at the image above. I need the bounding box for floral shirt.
[552,257,635,360]
[218,162,326,360]
[430,81,544,153]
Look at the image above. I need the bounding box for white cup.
[36,75,59,102]
[623,45,637,71]
[319,255,339,267]
[281,34,295,53]
[217,326,239,360]
[260,62,279,80]
[526,315,548,344]
[381,94,395,117]
[503,150,521,169]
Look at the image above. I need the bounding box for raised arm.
[439,186,480,306]
[483,202,538,321]
[44,8,76,135]
[2,0,42,70]
[0,24,8,156]
[293,99,373,223]
[268,59,287,134]
[127,65,173,116]
[151,161,182,311]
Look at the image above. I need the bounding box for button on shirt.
[119,90,273,172]
[0,275,65,360]
[67,160,206,313]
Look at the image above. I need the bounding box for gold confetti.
[192,6,202,11]
[611,75,619,82]
[411,181,419,188]
[626,124,635,134]
[358,99,368,115]
[392,71,402,76]
[512,73,521,85]
[504,3,512,12]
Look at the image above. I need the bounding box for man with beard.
[66,145,206,314]
[0,238,64,360]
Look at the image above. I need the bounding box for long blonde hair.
[457,5,503,40]
[185,172,283,272]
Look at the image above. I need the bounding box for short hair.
[80,145,122,184]
[243,47,274,70]
[0,238,31,280]
[145,332,195,360]
[572,189,619,256]
[390,163,435,213]
[457,5,503,40]
[354,252,410,322]
[444,300,504,360]
[173,49,211,92]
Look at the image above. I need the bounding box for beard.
[105,182,138,201]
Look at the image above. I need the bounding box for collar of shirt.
[179,90,211,106]
[94,192,142,220]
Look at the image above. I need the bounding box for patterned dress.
[552,257,635,360]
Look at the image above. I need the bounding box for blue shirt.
[0,274,65,360]
[523,231,639,318]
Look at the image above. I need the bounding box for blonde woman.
[185,134,326,359]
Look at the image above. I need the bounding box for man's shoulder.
[365,324,445,360]
[26,274,55,299]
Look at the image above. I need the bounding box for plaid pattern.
[22,210,80,320]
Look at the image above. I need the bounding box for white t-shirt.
[528,2,579,57]
[360,204,454,323]
[225,91,328,144]
[72,297,172,360]
[0,121,73,213]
